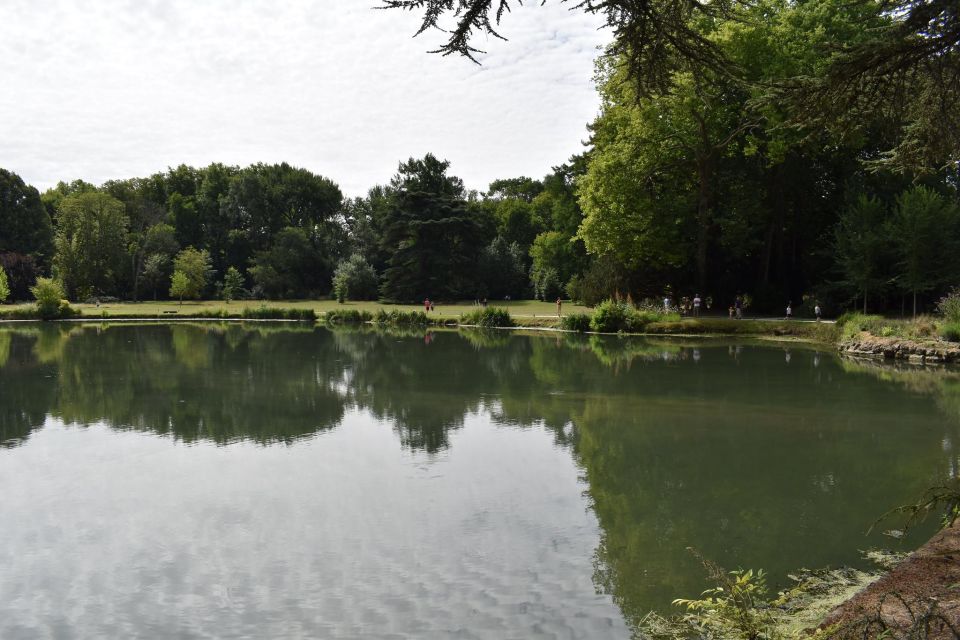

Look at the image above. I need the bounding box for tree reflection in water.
[0,322,957,623]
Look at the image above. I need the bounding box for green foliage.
[221,267,245,302]
[169,271,190,304]
[249,227,325,299]
[172,247,213,300]
[937,289,960,323]
[241,306,317,321]
[529,231,578,285]
[220,162,342,250]
[560,313,591,332]
[332,253,379,303]
[836,312,939,342]
[0,168,54,262]
[590,300,679,333]
[141,254,171,300]
[941,322,960,343]
[53,191,129,300]
[590,300,629,333]
[380,154,487,302]
[672,565,775,640]
[324,309,374,323]
[0,266,9,303]
[373,309,431,326]
[835,195,893,313]
[478,236,528,299]
[459,307,514,328]
[888,186,960,314]
[566,255,628,306]
[30,277,74,320]
[531,266,563,302]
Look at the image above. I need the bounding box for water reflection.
[1,323,958,633]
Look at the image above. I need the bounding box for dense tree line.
[0,0,957,313]
[0,155,588,306]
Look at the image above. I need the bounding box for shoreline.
[6,311,960,369]
[819,522,960,638]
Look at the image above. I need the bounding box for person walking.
[785,301,793,320]
[424,298,431,313]
[556,297,562,318]
[663,295,671,313]
[735,295,743,320]
[693,293,702,318]
[815,303,822,322]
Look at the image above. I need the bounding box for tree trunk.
[696,156,712,291]
[913,290,917,317]
[863,289,867,314]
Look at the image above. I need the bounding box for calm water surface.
[0,323,957,639]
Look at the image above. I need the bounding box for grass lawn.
[4,298,593,319]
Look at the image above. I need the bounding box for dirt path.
[820,522,960,638]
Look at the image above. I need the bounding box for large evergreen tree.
[380,155,486,301]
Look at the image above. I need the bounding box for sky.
[0,0,610,196]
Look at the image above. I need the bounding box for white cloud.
[0,0,609,195]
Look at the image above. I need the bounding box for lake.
[0,323,956,638]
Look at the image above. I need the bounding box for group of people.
[663,294,712,317]
[661,293,824,321]
[727,296,745,320]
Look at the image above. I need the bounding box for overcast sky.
[0,1,609,196]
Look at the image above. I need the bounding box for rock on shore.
[838,335,960,364]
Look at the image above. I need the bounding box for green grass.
[836,312,941,342]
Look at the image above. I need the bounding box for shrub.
[560,313,591,332]
[589,299,678,333]
[565,275,583,304]
[590,299,630,332]
[0,266,9,303]
[242,306,317,321]
[941,322,960,343]
[837,312,886,340]
[0,307,44,320]
[324,309,373,323]
[938,289,960,323]
[374,309,430,325]
[459,307,514,328]
[31,278,75,320]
